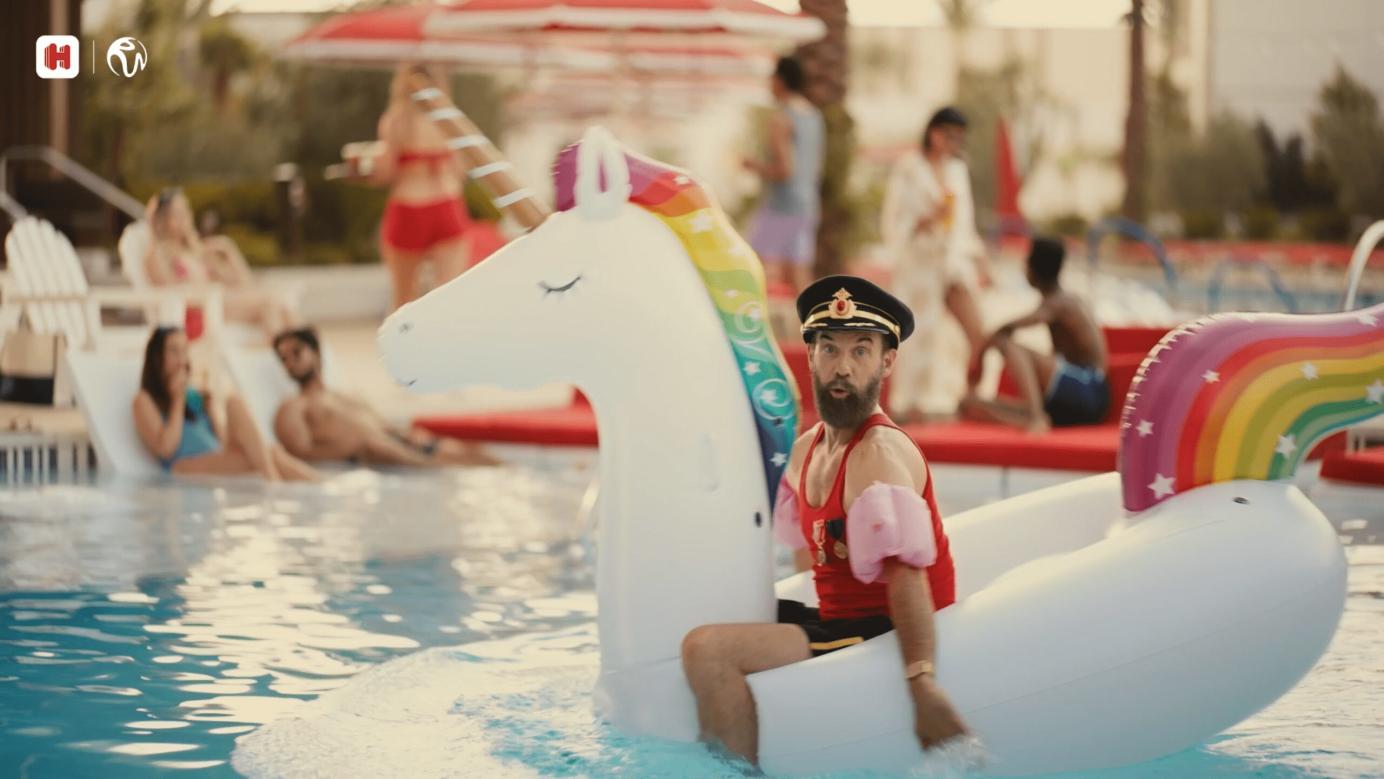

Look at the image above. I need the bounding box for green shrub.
[219,224,280,267]
[1046,213,1089,238]
[1298,208,1351,242]
[1242,206,1280,240]
[1181,209,1223,239]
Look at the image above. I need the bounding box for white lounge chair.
[3,217,225,350]
[3,217,102,350]
[63,346,161,478]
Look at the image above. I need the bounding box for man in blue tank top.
[744,55,825,295]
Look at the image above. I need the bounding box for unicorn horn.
[404,65,550,231]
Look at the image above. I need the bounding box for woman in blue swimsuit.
[132,326,317,480]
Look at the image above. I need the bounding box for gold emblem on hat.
[829,288,857,319]
[834,541,849,559]
[816,549,827,565]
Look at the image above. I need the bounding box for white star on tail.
[1367,379,1384,404]
[1149,473,1175,498]
[1275,434,1297,457]
[1137,420,1154,437]
[689,212,713,233]
[1202,370,1220,383]
[770,452,787,467]
[744,362,761,375]
[759,388,779,404]
[1302,363,1319,380]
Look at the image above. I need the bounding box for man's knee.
[681,625,724,673]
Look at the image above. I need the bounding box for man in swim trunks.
[681,277,968,765]
[272,327,497,467]
[961,236,1109,433]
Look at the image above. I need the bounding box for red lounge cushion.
[1104,326,1170,357]
[416,404,598,447]
[902,421,1120,472]
[1320,446,1384,485]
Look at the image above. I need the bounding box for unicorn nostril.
[399,322,413,334]
[405,379,417,388]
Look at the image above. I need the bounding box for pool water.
[1,457,1380,778]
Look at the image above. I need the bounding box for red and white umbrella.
[421,0,822,35]
[281,5,611,69]
[422,0,825,51]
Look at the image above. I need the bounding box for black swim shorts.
[777,599,893,656]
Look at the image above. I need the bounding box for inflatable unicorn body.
[378,128,1384,775]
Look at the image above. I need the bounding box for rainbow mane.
[554,142,801,502]
[1119,304,1384,512]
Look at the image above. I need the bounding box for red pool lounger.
[1319,446,1384,485]
[415,397,598,447]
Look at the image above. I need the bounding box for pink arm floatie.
[772,478,806,550]
[847,482,937,584]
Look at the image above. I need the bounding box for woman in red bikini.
[371,64,474,311]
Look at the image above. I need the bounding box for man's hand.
[909,675,969,750]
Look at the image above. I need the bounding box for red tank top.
[797,413,956,621]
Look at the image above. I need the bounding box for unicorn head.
[378,127,798,738]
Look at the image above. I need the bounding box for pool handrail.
[1342,220,1384,312]
[1085,216,1178,296]
[1206,254,1299,314]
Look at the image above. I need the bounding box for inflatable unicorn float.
[376,127,1384,776]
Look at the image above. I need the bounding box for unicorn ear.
[574,126,631,221]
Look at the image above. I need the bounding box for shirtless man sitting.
[272,327,497,467]
[961,236,1109,433]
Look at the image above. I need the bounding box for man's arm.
[747,113,795,182]
[778,428,817,570]
[274,401,358,462]
[845,433,969,750]
[886,559,968,749]
[990,298,1058,343]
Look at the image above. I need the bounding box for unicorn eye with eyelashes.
[539,275,583,297]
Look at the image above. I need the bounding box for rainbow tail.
[1119,304,1384,512]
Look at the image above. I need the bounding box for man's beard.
[813,372,883,430]
[290,366,317,387]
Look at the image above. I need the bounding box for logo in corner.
[106,36,148,78]
[36,36,80,79]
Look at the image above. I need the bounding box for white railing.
[0,431,94,485]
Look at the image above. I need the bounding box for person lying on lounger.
[960,236,1109,434]
[133,326,318,481]
[144,188,298,338]
[271,327,497,467]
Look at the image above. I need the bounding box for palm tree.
[1121,0,1147,221]
[796,0,851,275]
[938,0,988,96]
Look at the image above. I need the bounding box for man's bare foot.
[1025,415,1052,435]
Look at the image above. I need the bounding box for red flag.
[995,118,1025,234]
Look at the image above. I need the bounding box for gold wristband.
[905,660,934,680]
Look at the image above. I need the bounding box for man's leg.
[681,623,811,765]
[962,334,1055,433]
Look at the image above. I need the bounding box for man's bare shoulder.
[856,425,924,466]
[781,426,820,487]
[276,394,308,419]
[846,425,925,493]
